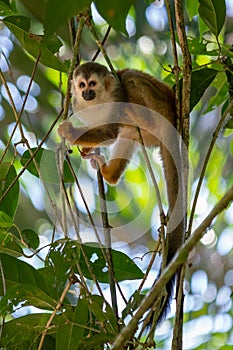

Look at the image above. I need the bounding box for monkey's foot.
[90,158,99,170]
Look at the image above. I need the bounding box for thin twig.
[92,25,112,62]
[137,127,166,224]
[173,2,192,347]
[83,14,119,322]
[0,52,67,242]
[64,154,111,300]
[164,0,181,127]
[66,147,120,322]
[137,236,161,294]
[188,101,233,236]
[86,18,117,77]
[63,17,85,119]
[0,52,41,163]
[171,264,185,349]
[58,176,105,298]
[56,145,68,237]
[38,274,78,350]
[65,154,106,251]
[0,109,63,202]
[68,17,77,48]
[96,150,119,323]
[174,1,192,146]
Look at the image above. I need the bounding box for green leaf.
[0,231,23,257]
[0,211,14,228]
[188,37,208,55]
[45,35,64,54]
[186,0,199,20]
[20,148,75,183]
[0,164,19,218]
[21,229,40,249]
[0,284,56,315]
[198,0,226,37]
[122,290,144,319]
[44,0,92,38]
[0,254,49,295]
[225,115,233,129]
[79,334,114,349]
[230,137,233,152]
[204,71,228,113]
[18,0,47,23]
[223,99,233,129]
[188,36,228,57]
[3,15,68,72]
[0,313,52,349]
[224,57,233,100]
[88,295,117,333]
[94,0,134,35]
[0,0,16,16]
[42,240,80,298]
[44,240,143,284]
[80,242,144,282]
[56,299,89,350]
[188,68,219,111]
[0,162,11,181]
[198,13,210,36]
[3,14,30,31]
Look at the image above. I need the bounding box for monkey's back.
[117,69,176,126]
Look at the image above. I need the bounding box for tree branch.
[111,186,233,349]
[173,2,192,346]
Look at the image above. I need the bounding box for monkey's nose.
[82,90,96,101]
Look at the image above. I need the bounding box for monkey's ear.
[104,74,115,90]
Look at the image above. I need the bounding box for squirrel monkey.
[58,62,185,323]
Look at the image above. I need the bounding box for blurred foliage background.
[0,0,233,349]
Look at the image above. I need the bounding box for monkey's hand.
[82,153,106,170]
[58,121,80,144]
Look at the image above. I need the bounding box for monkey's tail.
[143,217,185,333]
[157,272,176,324]
[156,218,185,325]
[141,271,175,335]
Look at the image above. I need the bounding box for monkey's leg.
[86,136,136,185]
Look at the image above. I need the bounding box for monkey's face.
[76,76,97,102]
[71,63,119,112]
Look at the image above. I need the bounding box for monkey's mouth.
[82,90,96,101]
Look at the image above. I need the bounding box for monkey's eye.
[79,82,86,88]
[89,81,96,87]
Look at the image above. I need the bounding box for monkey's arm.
[58,120,133,182]
[58,120,119,147]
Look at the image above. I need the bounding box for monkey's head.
[71,62,122,112]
